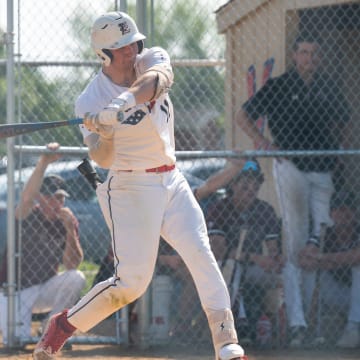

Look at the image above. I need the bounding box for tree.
[150,0,226,150]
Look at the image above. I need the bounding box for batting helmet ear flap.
[102,49,114,62]
[137,40,144,54]
[95,49,113,67]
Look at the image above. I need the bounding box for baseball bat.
[309,222,327,341]
[314,223,327,340]
[0,118,83,139]
[223,227,248,318]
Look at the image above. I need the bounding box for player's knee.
[112,275,150,304]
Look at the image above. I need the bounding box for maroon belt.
[119,164,175,173]
[146,164,175,173]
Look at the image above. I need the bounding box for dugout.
[215,0,360,214]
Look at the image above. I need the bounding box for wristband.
[208,229,226,237]
[306,236,320,248]
[116,91,136,110]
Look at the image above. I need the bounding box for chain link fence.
[1,0,360,354]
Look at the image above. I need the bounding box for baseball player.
[33,12,246,360]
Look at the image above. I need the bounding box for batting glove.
[83,113,115,139]
[84,108,123,126]
[112,91,136,112]
[84,92,136,127]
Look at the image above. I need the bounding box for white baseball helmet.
[91,11,146,66]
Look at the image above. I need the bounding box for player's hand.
[83,113,115,139]
[101,92,136,122]
[84,106,124,127]
[100,96,130,124]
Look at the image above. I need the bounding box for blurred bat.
[0,118,83,139]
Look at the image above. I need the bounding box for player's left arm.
[114,46,174,108]
[84,47,174,130]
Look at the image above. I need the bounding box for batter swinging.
[33,11,246,360]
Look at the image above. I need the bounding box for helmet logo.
[118,21,130,35]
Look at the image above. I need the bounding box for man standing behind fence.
[33,11,246,360]
[236,34,351,347]
[0,142,85,345]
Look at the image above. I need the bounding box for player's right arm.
[76,93,115,169]
[83,131,115,169]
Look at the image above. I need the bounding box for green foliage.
[78,260,100,295]
[150,0,225,148]
[60,260,99,296]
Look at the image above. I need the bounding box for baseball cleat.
[219,343,246,360]
[33,310,74,359]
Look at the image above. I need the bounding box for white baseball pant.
[67,168,231,331]
[273,159,334,328]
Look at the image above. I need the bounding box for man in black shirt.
[236,34,350,347]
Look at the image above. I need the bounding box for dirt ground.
[0,318,358,359]
[0,344,359,360]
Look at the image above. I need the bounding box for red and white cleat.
[219,343,248,360]
[33,310,75,360]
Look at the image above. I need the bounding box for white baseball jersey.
[75,47,175,170]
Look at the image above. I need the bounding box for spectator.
[0,143,85,345]
[236,34,351,346]
[298,190,360,348]
[193,156,245,202]
[205,159,284,344]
